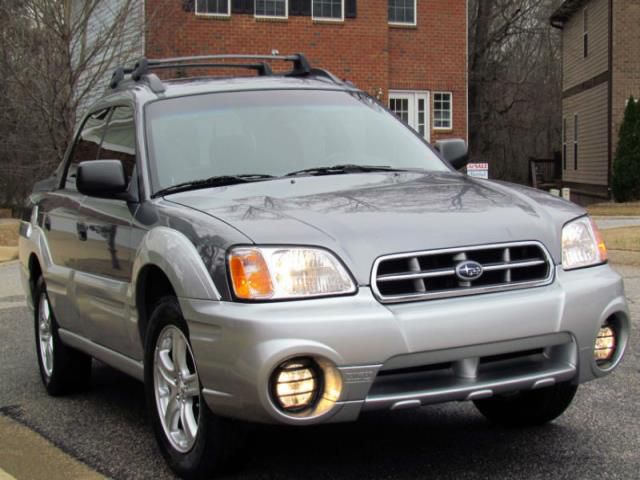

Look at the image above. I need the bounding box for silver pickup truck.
[19,54,629,479]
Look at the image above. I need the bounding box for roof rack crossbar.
[109,53,345,92]
[135,53,309,77]
[138,62,273,76]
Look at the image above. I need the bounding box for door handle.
[76,222,88,241]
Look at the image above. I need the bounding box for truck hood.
[166,172,585,285]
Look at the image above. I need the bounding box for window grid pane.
[390,98,409,123]
[196,0,229,14]
[434,93,452,129]
[389,0,415,24]
[314,0,342,18]
[256,0,286,16]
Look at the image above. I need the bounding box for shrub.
[612,96,640,202]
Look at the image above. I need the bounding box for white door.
[389,91,430,142]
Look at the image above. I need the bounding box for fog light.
[594,325,616,364]
[271,358,321,413]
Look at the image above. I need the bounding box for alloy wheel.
[38,293,54,378]
[153,325,201,453]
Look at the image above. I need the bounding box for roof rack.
[109,53,341,94]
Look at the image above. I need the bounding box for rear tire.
[34,276,92,395]
[473,382,578,427]
[144,296,241,479]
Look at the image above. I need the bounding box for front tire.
[144,296,240,479]
[473,382,578,427]
[34,277,92,395]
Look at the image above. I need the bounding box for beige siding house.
[551,0,640,204]
[72,0,145,117]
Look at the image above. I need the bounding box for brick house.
[80,0,468,144]
[551,0,640,203]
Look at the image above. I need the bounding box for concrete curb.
[0,416,105,480]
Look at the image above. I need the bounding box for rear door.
[39,109,110,336]
[75,105,139,355]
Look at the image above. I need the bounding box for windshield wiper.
[153,174,275,197]
[285,164,406,177]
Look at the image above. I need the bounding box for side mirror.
[77,160,127,198]
[434,139,469,170]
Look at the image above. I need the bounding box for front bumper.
[180,264,629,425]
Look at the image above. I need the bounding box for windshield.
[145,89,448,194]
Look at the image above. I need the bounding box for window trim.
[583,8,589,58]
[195,0,232,17]
[573,114,579,170]
[562,117,567,170]
[254,0,288,19]
[312,0,344,22]
[433,91,453,131]
[388,0,417,26]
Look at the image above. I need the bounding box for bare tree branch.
[0,0,148,208]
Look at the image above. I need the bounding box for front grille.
[372,242,554,303]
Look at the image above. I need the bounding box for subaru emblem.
[455,260,484,281]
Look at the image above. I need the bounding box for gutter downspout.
[550,16,564,188]
[607,0,613,199]
[466,0,469,145]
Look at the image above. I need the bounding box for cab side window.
[99,106,137,180]
[64,108,111,190]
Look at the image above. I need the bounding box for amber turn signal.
[229,249,274,299]
[590,218,609,264]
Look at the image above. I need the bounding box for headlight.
[562,216,608,270]
[228,247,356,300]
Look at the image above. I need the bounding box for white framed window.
[255,0,288,18]
[312,0,344,21]
[388,0,416,26]
[389,91,430,141]
[196,0,231,16]
[433,92,453,130]
[389,96,410,123]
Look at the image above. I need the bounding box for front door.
[41,108,111,337]
[75,105,138,356]
[389,91,430,142]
